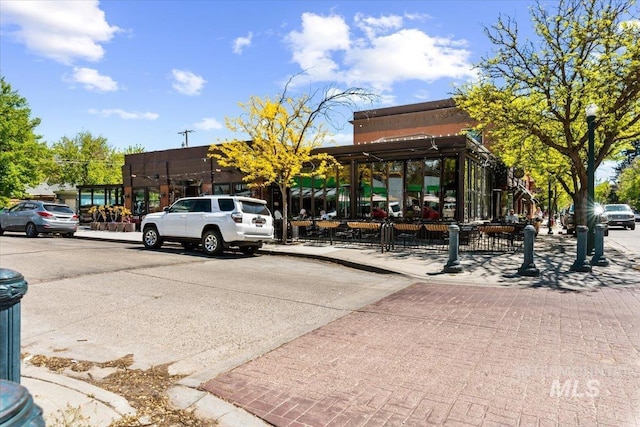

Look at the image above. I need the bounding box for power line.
[178,129,194,148]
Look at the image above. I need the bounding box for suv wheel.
[202,229,223,256]
[240,246,258,256]
[631,223,636,231]
[26,222,39,238]
[143,226,163,249]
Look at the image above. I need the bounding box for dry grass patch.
[26,353,216,427]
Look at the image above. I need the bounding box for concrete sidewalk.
[20,227,640,426]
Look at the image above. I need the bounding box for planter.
[123,223,136,232]
[97,222,108,231]
[107,223,118,232]
[90,222,99,230]
[116,223,126,232]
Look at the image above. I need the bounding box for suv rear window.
[241,201,270,215]
[217,198,235,212]
[44,204,74,214]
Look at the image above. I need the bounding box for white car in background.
[603,204,636,230]
[388,202,403,217]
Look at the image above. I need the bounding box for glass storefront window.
[372,162,388,217]
[442,158,458,220]
[106,189,118,206]
[405,161,422,219]
[356,163,371,217]
[93,190,105,206]
[132,188,146,216]
[388,162,403,218]
[423,159,441,220]
[215,184,231,195]
[234,183,250,196]
[148,188,161,213]
[337,164,351,218]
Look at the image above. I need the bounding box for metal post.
[444,224,463,273]
[571,225,592,272]
[0,269,29,383]
[0,380,45,426]
[586,104,597,255]
[547,177,553,234]
[591,224,609,267]
[517,225,539,276]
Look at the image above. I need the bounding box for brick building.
[122,98,533,223]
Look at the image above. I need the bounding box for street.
[602,222,640,256]
[1,230,639,426]
[0,235,412,380]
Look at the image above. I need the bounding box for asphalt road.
[601,222,640,256]
[0,235,414,385]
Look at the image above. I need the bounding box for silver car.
[0,201,79,237]
[603,204,636,230]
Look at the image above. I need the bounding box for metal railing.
[281,219,526,253]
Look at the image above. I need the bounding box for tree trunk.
[280,184,289,244]
[574,187,588,227]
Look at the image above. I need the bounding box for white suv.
[141,195,274,256]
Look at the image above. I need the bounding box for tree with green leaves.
[455,0,640,227]
[210,81,376,242]
[0,77,50,207]
[46,132,143,186]
[616,158,640,209]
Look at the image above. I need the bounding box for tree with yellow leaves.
[209,81,376,242]
[455,0,640,228]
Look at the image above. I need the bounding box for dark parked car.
[564,203,609,236]
[0,200,79,237]
[633,209,640,222]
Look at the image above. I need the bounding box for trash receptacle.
[0,380,45,426]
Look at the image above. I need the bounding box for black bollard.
[570,226,592,272]
[0,380,45,426]
[517,225,540,276]
[0,269,28,383]
[0,269,44,425]
[590,224,609,267]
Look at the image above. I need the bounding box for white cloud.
[0,0,121,65]
[285,12,475,94]
[88,108,159,120]
[69,67,118,92]
[327,132,353,146]
[233,32,253,54]
[354,13,403,39]
[171,69,206,96]
[194,117,223,131]
[285,13,351,80]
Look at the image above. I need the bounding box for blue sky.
[0,0,617,180]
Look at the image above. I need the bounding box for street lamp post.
[586,103,598,255]
[548,175,553,234]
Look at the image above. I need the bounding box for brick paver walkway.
[202,283,640,426]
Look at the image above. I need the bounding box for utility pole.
[178,129,194,148]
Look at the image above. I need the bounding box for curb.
[21,364,135,427]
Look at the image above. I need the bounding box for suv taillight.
[37,211,54,218]
[231,212,243,223]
